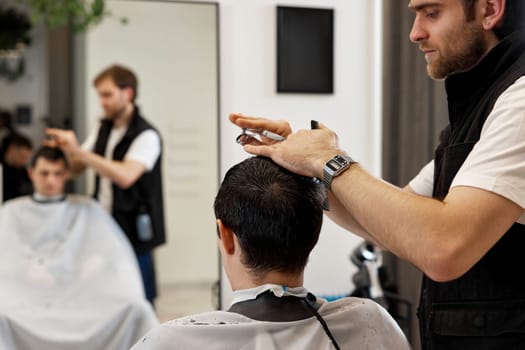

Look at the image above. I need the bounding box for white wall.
[215,0,382,305]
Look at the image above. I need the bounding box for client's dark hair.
[30,146,68,168]
[214,156,324,276]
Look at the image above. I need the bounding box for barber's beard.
[105,104,128,120]
[427,22,488,80]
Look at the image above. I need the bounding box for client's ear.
[216,219,235,255]
[27,167,34,181]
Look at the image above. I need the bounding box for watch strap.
[322,155,355,190]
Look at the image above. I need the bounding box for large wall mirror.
[74,0,220,317]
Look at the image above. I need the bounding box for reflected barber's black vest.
[419,32,525,350]
[93,107,165,255]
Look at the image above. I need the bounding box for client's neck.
[32,192,66,203]
[234,269,304,290]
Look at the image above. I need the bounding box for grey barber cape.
[0,195,158,350]
[131,286,410,350]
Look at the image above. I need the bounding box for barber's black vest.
[93,107,166,255]
[418,32,525,350]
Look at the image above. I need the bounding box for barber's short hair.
[30,146,68,168]
[93,64,138,102]
[214,156,324,275]
[461,0,525,39]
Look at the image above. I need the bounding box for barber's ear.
[123,86,134,102]
[482,0,505,30]
[216,219,235,255]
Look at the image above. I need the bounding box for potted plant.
[1,1,124,82]
[0,6,32,81]
[19,0,108,33]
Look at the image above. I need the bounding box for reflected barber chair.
[349,241,413,339]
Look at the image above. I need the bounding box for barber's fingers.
[229,113,292,137]
[44,128,81,153]
[45,127,66,137]
[45,128,66,143]
[41,138,59,148]
[311,122,339,145]
[243,143,274,158]
[229,113,265,126]
[45,128,77,141]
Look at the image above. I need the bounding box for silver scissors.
[236,128,285,145]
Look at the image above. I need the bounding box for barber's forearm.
[75,149,142,189]
[325,192,385,248]
[330,164,461,280]
[66,154,87,176]
[332,162,523,282]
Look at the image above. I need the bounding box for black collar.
[228,290,319,322]
[228,290,342,350]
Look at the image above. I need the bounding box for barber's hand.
[229,113,292,144]
[44,128,81,156]
[230,113,343,179]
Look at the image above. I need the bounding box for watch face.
[326,155,352,175]
[324,155,355,188]
[334,155,349,165]
[327,160,342,171]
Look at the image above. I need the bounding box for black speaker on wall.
[277,6,334,94]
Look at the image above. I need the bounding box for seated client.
[0,147,158,350]
[132,156,410,350]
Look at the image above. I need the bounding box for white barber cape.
[131,286,411,350]
[0,195,158,350]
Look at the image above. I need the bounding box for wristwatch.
[322,155,356,190]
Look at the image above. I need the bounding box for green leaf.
[92,0,104,17]
[10,0,126,32]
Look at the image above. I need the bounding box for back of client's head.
[30,146,68,168]
[214,156,324,276]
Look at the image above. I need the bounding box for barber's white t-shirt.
[409,76,525,223]
[82,122,161,213]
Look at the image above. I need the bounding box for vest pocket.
[427,299,525,349]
